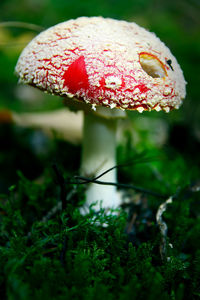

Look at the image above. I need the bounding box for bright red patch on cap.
[63,56,89,93]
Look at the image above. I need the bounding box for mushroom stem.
[81,112,121,211]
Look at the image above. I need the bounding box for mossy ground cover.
[0,124,200,300]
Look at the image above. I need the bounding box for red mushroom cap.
[15,17,186,113]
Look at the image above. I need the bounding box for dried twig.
[0,21,44,32]
[72,175,168,199]
[127,212,137,233]
[156,196,173,260]
[86,155,161,182]
[69,157,168,199]
[40,201,62,224]
[52,164,67,211]
[52,164,78,267]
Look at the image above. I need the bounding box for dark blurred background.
[0,0,200,193]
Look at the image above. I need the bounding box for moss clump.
[0,166,200,300]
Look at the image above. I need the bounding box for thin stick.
[52,164,67,211]
[0,21,44,32]
[84,155,161,182]
[72,175,168,199]
[156,196,173,260]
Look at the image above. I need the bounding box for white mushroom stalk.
[81,112,120,211]
[15,16,186,212]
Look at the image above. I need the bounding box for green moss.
[0,160,200,299]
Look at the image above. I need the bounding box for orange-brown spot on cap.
[139,52,167,78]
[63,56,89,94]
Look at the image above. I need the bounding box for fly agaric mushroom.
[15,17,186,211]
